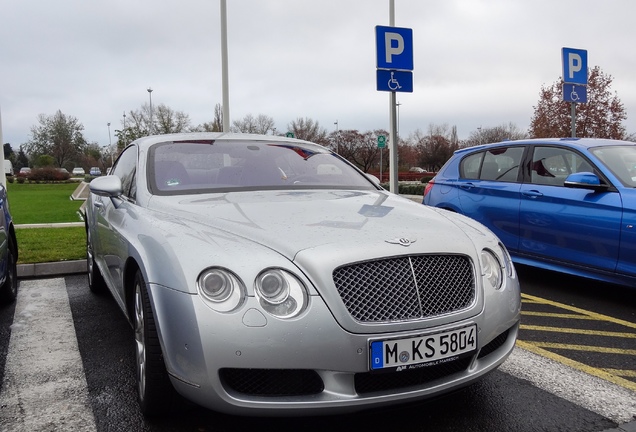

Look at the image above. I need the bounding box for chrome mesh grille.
[333,255,475,322]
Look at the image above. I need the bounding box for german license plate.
[370,324,477,371]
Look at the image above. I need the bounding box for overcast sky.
[1,0,635,149]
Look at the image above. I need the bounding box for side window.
[111,146,138,200]
[461,147,524,182]
[531,146,594,186]
[460,152,483,179]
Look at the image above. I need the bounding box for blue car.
[0,183,18,304]
[423,138,636,287]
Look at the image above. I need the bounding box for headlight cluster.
[255,269,308,319]
[481,249,503,290]
[197,267,308,318]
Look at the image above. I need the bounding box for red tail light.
[423,179,435,198]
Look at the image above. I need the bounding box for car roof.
[125,132,325,152]
[454,137,636,156]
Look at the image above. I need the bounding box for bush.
[27,167,71,182]
[380,182,426,195]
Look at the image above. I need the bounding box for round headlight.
[481,250,503,290]
[257,272,290,304]
[197,268,245,312]
[200,270,232,302]
[255,269,308,319]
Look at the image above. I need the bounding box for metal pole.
[571,102,576,138]
[220,0,230,132]
[388,0,399,193]
[147,87,153,135]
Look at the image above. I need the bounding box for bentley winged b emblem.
[385,237,417,247]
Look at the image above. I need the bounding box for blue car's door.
[518,146,622,273]
[455,146,525,253]
[617,189,636,278]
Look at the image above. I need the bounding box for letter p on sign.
[385,32,404,63]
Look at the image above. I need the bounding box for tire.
[0,239,18,304]
[86,228,106,294]
[133,270,174,416]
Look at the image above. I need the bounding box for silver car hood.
[147,189,488,332]
[146,189,481,259]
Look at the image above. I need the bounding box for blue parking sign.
[562,47,588,85]
[376,26,413,71]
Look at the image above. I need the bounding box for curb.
[18,260,87,279]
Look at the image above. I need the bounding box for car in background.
[4,161,13,176]
[0,183,18,304]
[19,167,31,175]
[89,167,101,176]
[423,137,636,287]
[72,167,85,176]
[86,132,520,416]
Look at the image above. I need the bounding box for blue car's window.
[590,145,636,187]
[460,147,524,182]
[148,140,377,195]
[531,147,594,187]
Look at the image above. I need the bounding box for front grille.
[220,369,324,396]
[355,356,472,394]
[333,255,475,322]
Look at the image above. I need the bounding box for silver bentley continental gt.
[85,132,521,417]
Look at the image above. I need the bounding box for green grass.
[7,182,85,224]
[15,227,86,264]
[6,182,87,264]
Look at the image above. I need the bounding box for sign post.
[378,135,386,183]
[561,47,588,137]
[375,20,413,193]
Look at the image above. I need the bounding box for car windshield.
[148,139,377,195]
[590,145,636,187]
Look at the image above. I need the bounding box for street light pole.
[334,120,339,154]
[147,87,153,135]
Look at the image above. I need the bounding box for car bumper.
[149,283,520,416]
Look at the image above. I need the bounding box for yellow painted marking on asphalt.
[529,341,636,356]
[516,340,636,392]
[521,293,636,330]
[601,368,636,378]
[521,311,598,320]
[521,299,542,304]
[521,324,636,339]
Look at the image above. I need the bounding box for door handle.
[522,190,544,198]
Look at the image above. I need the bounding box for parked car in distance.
[423,137,636,287]
[19,167,31,175]
[89,167,101,176]
[86,132,520,417]
[72,167,85,176]
[0,183,18,304]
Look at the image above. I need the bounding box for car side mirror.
[563,172,609,193]
[90,175,123,198]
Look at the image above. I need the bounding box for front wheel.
[0,239,18,304]
[133,270,174,416]
[86,228,106,294]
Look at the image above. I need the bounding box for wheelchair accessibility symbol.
[388,72,402,90]
[376,69,413,93]
[562,83,587,103]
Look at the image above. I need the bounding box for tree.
[464,123,528,147]
[232,113,275,134]
[117,103,192,149]
[24,110,87,168]
[194,103,223,132]
[410,124,459,171]
[529,66,627,139]
[287,117,329,146]
[154,104,191,135]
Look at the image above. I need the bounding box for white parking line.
[500,346,636,424]
[0,278,96,431]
